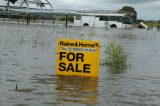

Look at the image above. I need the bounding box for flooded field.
[0,23,160,106]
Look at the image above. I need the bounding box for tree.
[117,6,137,22]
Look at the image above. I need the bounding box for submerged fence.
[0,6,78,27]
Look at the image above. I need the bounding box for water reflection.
[55,76,99,105]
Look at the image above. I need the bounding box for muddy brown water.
[0,23,160,106]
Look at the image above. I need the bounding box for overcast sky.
[0,0,159,20]
[52,0,160,20]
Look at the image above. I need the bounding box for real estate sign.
[56,38,100,77]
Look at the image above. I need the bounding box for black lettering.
[75,63,82,72]
[60,41,64,46]
[66,63,74,72]
[83,64,91,73]
[60,52,66,61]
[67,52,75,61]
[79,42,83,47]
[76,53,84,62]
[95,43,98,47]
[59,62,66,71]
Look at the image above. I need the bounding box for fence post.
[65,15,68,28]
[53,16,54,26]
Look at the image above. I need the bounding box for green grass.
[144,22,160,27]
[105,41,128,70]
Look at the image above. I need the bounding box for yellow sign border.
[56,38,100,77]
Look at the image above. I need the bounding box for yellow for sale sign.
[56,38,100,77]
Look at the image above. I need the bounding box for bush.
[105,41,127,70]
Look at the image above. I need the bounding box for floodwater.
[0,23,160,106]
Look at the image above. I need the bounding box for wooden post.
[53,16,54,26]
[26,14,29,25]
[18,14,20,24]
[23,14,25,25]
[57,17,59,26]
[65,15,68,28]
[3,13,5,23]
[27,14,30,25]
[42,15,44,25]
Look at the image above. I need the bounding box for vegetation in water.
[104,41,128,71]
[144,21,160,28]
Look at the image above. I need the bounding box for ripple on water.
[1,53,9,57]
[13,104,29,106]
[13,88,37,93]
[6,79,20,82]
[117,100,147,106]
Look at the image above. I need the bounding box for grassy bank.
[144,21,160,27]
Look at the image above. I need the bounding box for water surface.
[0,24,160,106]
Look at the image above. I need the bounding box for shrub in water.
[105,41,127,70]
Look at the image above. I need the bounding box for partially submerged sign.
[56,38,100,77]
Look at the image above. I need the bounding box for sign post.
[56,38,100,77]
